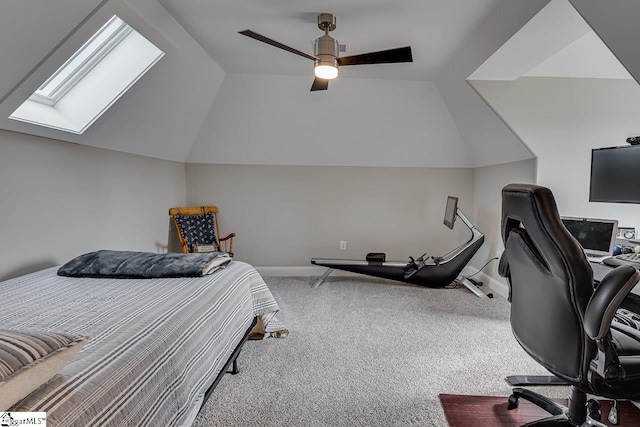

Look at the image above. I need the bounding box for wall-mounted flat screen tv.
[590,145,640,204]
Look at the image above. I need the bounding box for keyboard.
[603,253,640,268]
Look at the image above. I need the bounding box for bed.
[0,254,283,426]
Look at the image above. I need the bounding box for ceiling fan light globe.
[314,34,339,80]
[315,64,338,79]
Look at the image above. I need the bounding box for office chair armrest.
[584,265,640,341]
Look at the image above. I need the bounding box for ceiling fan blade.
[337,46,413,66]
[310,77,329,91]
[238,30,317,61]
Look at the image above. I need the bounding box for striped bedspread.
[0,261,280,426]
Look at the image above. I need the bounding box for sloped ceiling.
[469,0,633,82]
[568,0,640,85]
[159,0,502,82]
[0,0,223,162]
[187,75,473,167]
[0,1,105,101]
[466,0,640,166]
[8,0,623,167]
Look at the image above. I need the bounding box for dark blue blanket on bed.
[57,250,231,278]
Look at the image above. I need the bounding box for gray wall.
[185,164,476,267]
[0,126,534,287]
[0,130,186,280]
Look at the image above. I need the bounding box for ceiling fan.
[239,13,413,91]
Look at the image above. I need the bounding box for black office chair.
[499,183,640,426]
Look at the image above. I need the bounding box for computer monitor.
[443,196,458,230]
[590,145,640,204]
[561,216,618,259]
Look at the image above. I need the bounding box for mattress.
[0,261,280,426]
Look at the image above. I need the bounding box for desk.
[590,261,614,283]
[591,261,640,313]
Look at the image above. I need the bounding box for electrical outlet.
[340,240,347,251]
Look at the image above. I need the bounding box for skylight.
[9,15,164,134]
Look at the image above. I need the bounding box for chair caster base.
[586,399,601,422]
[506,388,608,427]
[508,394,520,410]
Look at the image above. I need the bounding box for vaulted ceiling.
[1,1,637,168]
[159,0,501,82]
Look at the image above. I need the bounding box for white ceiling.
[0,0,513,165]
[3,0,634,168]
[0,0,225,161]
[469,0,632,81]
[525,31,632,80]
[159,0,502,82]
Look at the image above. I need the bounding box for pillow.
[0,330,87,410]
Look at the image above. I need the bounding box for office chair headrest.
[501,183,592,294]
[501,184,560,245]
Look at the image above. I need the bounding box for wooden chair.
[168,206,235,255]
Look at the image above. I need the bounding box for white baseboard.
[255,265,509,299]
[255,266,361,277]
[471,270,509,300]
[257,265,480,277]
